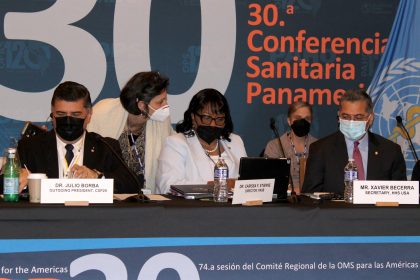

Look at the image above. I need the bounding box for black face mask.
[291,119,311,137]
[196,125,223,144]
[55,116,85,141]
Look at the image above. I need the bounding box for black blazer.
[16,130,139,194]
[302,131,407,194]
[412,161,420,182]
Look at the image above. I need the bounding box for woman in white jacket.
[156,88,247,194]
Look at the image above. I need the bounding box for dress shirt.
[56,133,86,178]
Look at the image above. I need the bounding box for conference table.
[1,196,420,279]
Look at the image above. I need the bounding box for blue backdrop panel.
[0,237,420,279]
[0,0,399,159]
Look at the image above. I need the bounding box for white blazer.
[156,132,247,193]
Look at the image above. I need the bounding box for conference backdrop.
[368,0,420,177]
[2,0,415,173]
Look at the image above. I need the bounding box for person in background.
[17,81,138,194]
[87,71,173,194]
[302,88,406,194]
[156,88,247,194]
[264,101,317,193]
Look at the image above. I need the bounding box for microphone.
[94,134,149,202]
[269,117,299,203]
[396,116,419,161]
[269,117,276,131]
[269,117,286,157]
[21,122,47,138]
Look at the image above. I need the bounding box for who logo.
[370,58,420,177]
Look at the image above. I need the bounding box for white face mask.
[339,118,367,141]
[148,104,170,122]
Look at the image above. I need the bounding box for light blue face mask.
[339,119,367,141]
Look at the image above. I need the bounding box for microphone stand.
[396,116,419,161]
[94,134,149,202]
[270,118,299,203]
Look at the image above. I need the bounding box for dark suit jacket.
[15,130,139,194]
[412,161,420,182]
[302,131,407,194]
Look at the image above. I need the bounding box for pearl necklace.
[204,141,219,154]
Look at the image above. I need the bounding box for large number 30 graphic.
[2,0,106,121]
[70,253,200,280]
[2,0,236,122]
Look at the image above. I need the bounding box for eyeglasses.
[339,113,370,121]
[195,113,225,126]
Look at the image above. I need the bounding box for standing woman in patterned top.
[264,101,317,193]
[88,71,173,193]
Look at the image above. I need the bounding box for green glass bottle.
[3,148,20,202]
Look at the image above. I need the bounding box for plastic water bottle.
[3,147,20,202]
[214,157,229,203]
[344,158,358,204]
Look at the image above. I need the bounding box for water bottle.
[344,158,358,204]
[3,147,20,202]
[214,157,229,203]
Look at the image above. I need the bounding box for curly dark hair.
[176,88,233,141]
[120,71,169,115]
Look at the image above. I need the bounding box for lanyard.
[129,132,144,171]
[288,132,308,164]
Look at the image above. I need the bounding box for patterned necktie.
[65,144,74,165]
[353,141,365,180]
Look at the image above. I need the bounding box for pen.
[23,164,30,191]
[23,163,30,175]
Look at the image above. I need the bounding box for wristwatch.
[93,169,104,179]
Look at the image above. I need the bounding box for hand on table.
[69,164,100,179]
[19,168,30,192]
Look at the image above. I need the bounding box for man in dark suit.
[302,89,406,194]
[17,81,139,194]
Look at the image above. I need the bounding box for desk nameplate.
[232,179,274,205]
[353,180,419,205]
[40,179,114,204]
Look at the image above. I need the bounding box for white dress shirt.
[56,133,86,178]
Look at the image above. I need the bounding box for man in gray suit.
[302,89,406,195]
